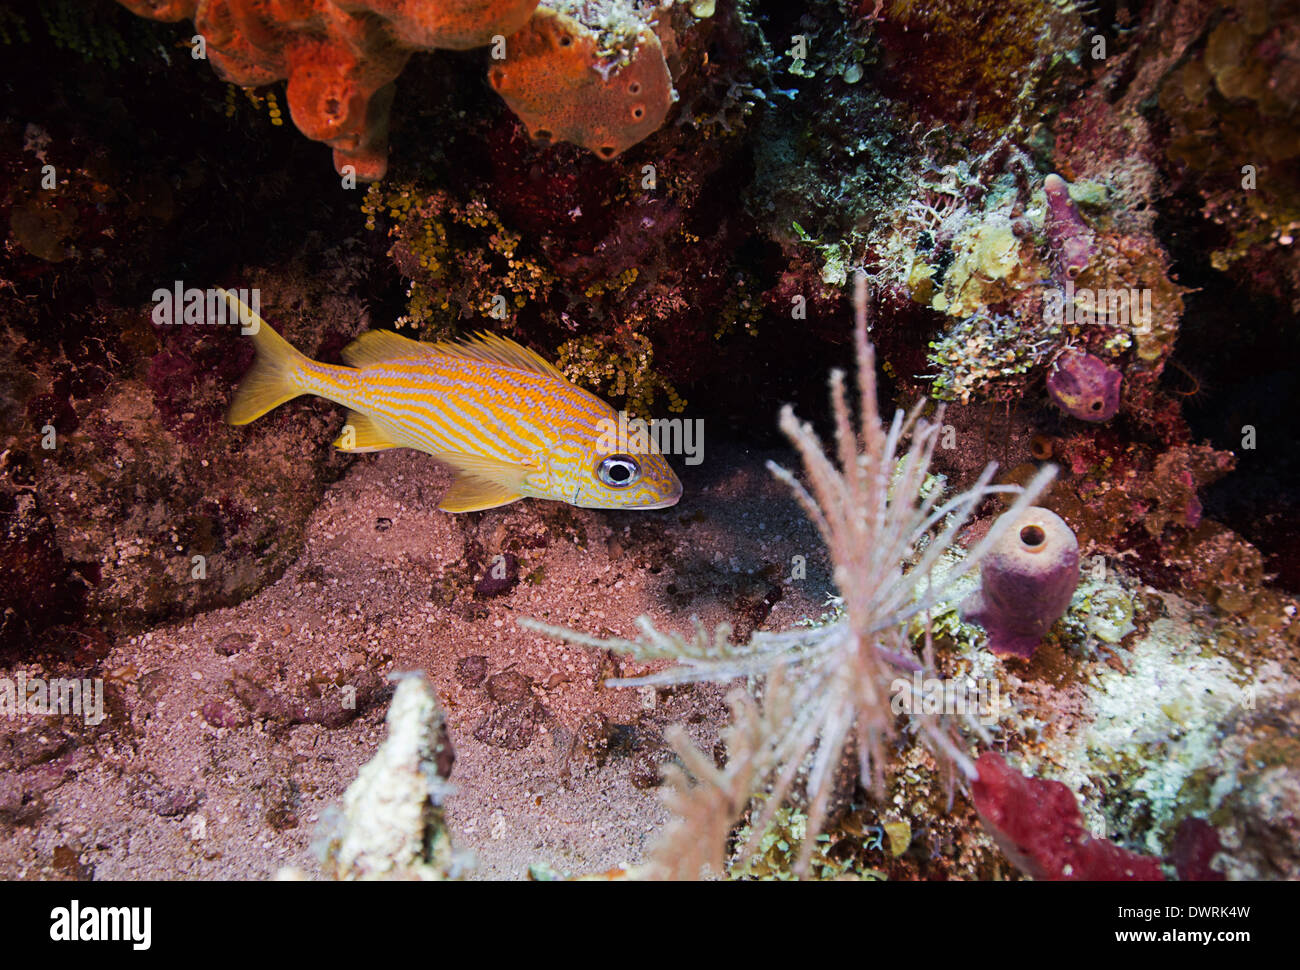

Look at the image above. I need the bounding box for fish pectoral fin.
[431,452,534,488]
[438,475,524,513]
[431,453,534,513]
[333,411,398,452]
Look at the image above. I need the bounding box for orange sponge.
[118,0,542,179]
[354,0,539,51]
[488,7,674,160]
[117,0,197,20]
[117,0,675,173]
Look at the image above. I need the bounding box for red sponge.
[972,751,1166,880]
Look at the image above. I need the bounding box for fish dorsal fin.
[333,410,399,452]
[342,329,567,381]
[424,331,567,381]
[438,475,524,513]
[341,330,438,367]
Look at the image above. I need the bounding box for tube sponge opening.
[961,506,1080,659]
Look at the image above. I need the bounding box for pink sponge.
[961,506,1079,659]
[1043,172,1095,281]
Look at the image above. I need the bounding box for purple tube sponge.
[1040,348,1123,421]
[961,507,1079,659]
[1046,348,1122,422]
[1043,173,1095,281]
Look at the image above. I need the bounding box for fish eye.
[597,454,640,487]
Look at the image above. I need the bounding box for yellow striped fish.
[220,289,682,512]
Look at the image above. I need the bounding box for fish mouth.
[636,480,683,510]
[636,497,680,510]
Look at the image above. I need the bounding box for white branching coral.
[522,273,1054,877]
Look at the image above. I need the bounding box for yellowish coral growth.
[918,210,1037,318]
[555,332,684,414]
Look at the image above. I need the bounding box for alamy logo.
[151,283,260,333]
[889,673,1002,726]
[50,900,151,950]
[1043,280,1152,333]
[0,673,104,726]
[596,411,704,465]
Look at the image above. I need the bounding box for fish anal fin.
[438,475,523,513]
[333,411,399,452]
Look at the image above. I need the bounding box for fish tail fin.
[223,288,311,425]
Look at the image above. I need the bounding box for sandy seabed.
[0,440,832,880]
